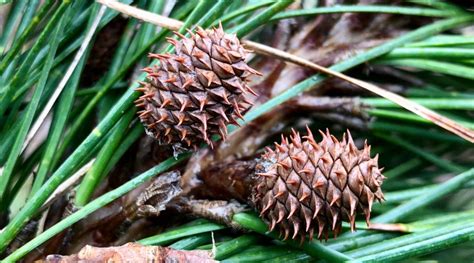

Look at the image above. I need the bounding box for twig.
[97,0,182,30]
[21,5,107,154]
[95,0,474,143]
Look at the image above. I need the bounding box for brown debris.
[194,159,257,202]
[172,198,247,228]
[39,243,216,263]
[125,171,182,220]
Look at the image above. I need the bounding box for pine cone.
[135,25,260,150]
[252,128,385,241]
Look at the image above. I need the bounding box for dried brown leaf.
[38,243,216,263]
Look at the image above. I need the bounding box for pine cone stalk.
[251,127,385,241]
[135,24,260,150]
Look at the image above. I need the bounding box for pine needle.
[96,0,474,142]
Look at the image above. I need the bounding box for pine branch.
[96,0,474,142]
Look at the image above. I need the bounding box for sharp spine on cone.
[252,127,385,242]
[135,23,261,149]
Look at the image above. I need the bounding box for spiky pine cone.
[135,24,260,150]
[251,128,385,241]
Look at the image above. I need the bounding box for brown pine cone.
[135,24,260,150]
[251,128,385,241]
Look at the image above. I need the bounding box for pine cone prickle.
[252,127,385,241]
[135,24,260,149]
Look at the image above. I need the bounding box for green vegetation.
[1,1,473,262]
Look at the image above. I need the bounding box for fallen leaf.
[39,243,216,263]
